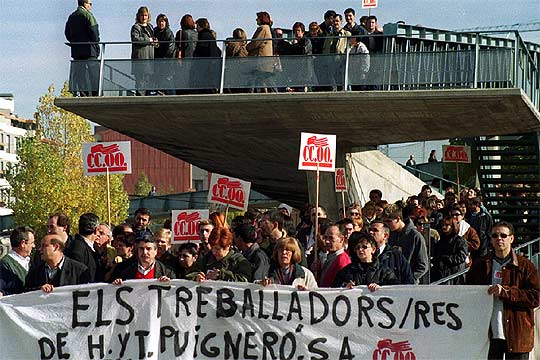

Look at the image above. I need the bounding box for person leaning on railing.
[131,6,158,95]
[246,11,274,93]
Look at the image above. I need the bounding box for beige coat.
[323,29,351,54]
[246,25,274,72]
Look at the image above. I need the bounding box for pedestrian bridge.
[56,24,540,207]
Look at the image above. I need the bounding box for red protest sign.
[442,145,472,164]
[362,0,378,8]
[298,132,336,172]
[335,168,347,192]
[171,209,209,243]
[82,141,132,176]
[208,174,251,211]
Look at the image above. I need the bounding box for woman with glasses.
[333,233,397,291]
[431,215,468,284]
[261,237,317,290]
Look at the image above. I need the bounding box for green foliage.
[133,172,152,196]
[6,84,129,238]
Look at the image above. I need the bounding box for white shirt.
[490,258,510,340]
[8,250,30,272]
[82,236,95,252]
[138,262,155,276]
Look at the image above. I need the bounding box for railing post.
[344,36,350,91]
[98,43,106,96]
[219,40,227,94]
[514,31,519,88]
[473,33,480,88]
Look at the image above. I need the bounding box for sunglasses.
[354,244,370,250]
[491,233,510,239]
[349,212,360,216]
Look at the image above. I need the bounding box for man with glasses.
[466,222,539,360]
[317,224,351,287]
[0,227,35,296]
[65,0,100,96]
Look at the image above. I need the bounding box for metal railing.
[430,236,540,285]
[65,30,540,109]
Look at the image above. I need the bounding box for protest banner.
[442,145,472,164]
[362,0,378,9]
[442,145,472,195]
[171,210,209,243]
[0,281,492,359]
[82,141,132,224]
[82,142,132,176]
[298,132,337,172]
[335,168,347,218]
[208,174,251,212]
[298,132,337,265]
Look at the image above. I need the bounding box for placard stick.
[456,163,460,199]
[341,192,346,219]
[225,204,230,222]
[106,167,111,225]
[314,163,320,263]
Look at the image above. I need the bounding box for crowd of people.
[0,183,538,357]
[66,0,385,95]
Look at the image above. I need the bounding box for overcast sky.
[1,0,539,119]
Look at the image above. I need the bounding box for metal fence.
[66,31,539,109]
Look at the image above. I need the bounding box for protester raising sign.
[298,132,337,172]
[207,174,251,211]
[171,210,209,243]
[0,281,493,359]
[82,141,132,176]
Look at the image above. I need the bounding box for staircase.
[475,132,540,243]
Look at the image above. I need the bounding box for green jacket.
[186,249,252,282]
[0,254,28,295]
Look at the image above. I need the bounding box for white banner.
[171,209,209,243]
[208,174,251,211]
[0,282,492,359]
[82,141,132,176]
[298,132,337,172]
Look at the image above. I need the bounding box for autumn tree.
[6,84,129,236]
[133,172,153,196]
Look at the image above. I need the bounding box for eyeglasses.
[349,212,359,216]
[491,233,510,239]
[451,213,462,217]
[416,222,426,226]
[354,244,370,251]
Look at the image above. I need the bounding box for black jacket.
[242,243,270,281]
[431,233,468,284]
[64,6,100,59]
[25,257,90,291]
[377,246,415,284]
[194,28,221,58]
[65,234,101,282]
[333,258,398,288]
[154,26,175,58]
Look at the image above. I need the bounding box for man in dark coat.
[111,235,175,284]
[65,0,100,96]
[26,235,90,293]
[234,223,270,281]
[65,212,102,282]
[369,221,415,284]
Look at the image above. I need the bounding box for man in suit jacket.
[26,235,89,293]
[112,234,175,285]
[65,212,102,282]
